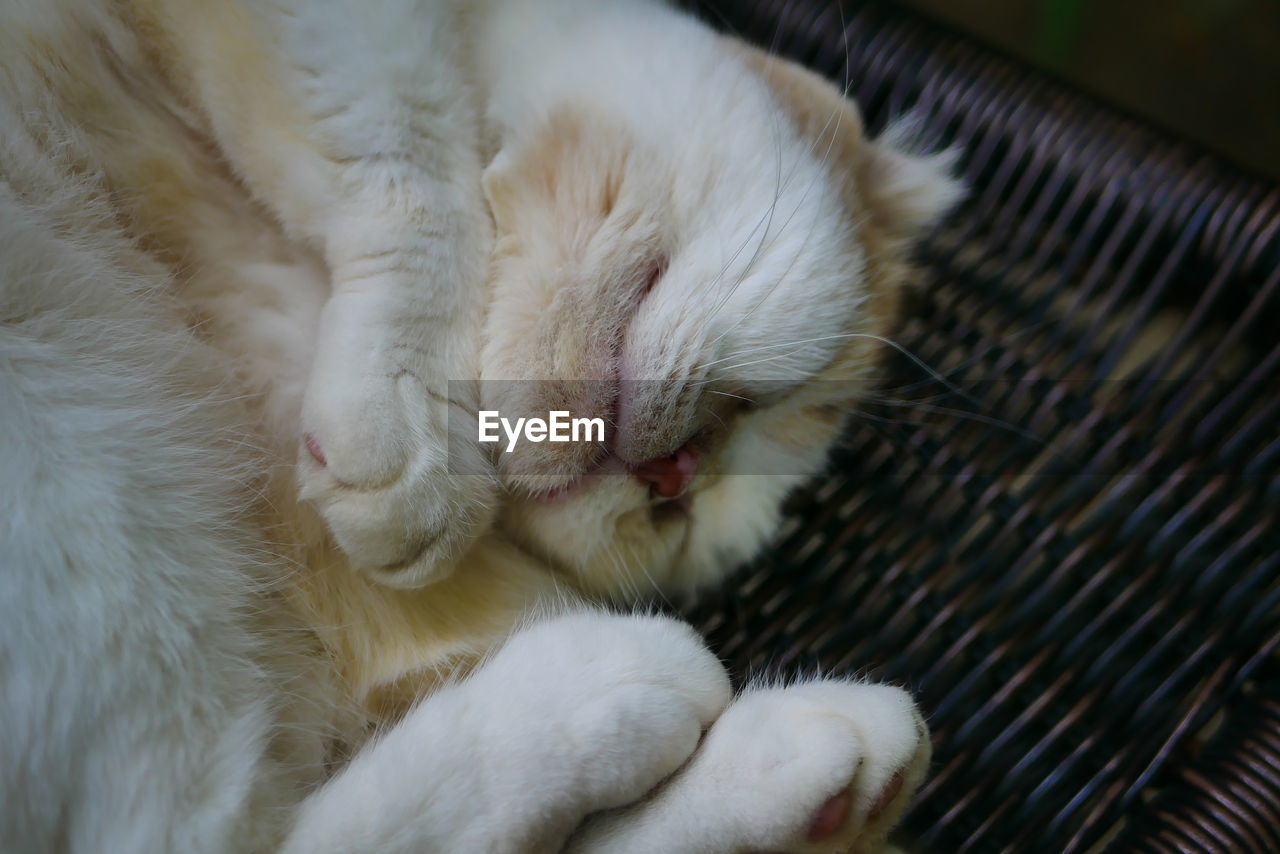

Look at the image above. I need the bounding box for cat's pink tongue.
[630,446,698,498]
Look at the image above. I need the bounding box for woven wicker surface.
[676,1,1280,851]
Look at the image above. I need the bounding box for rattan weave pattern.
[675,2,1280,851]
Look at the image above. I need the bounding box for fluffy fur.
[0,0,958,850]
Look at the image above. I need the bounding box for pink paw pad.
[869,771,905,821]
[801,770,905,845]
[304,433,327,467]
[806,790,851,842]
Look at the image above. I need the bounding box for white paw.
[568,680,928,854]
[473,613,732,827]
[298,365,496,588]
[715,682,929,854]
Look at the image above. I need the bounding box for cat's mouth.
[629,446,698,499]
[527,443,700,509]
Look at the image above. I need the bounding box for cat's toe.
[741,681,930,854]
[297,402,497,587]
[480,613,731,813]
[300,370,418,490]
[565,680,928,854]
[796,765,916,852]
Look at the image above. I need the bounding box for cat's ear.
[860,119,963,242]
[728,40,961,243]
[483,108,634,240]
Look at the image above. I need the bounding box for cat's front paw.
[298,367,496,588]
[567,680,929,854]
[711,682,930,854]
[477,613,732,825]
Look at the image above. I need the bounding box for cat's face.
[478,39,958,599]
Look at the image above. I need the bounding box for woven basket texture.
[675,2,1280,851]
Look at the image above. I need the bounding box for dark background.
[890,0,1280,179]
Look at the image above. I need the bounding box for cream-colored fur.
[1,0,958,850]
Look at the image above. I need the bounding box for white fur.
[567,680,930,854]
[1,0,956,850]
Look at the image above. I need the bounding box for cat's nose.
[630,445,698,498]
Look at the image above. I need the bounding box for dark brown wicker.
[674,1,1280,851]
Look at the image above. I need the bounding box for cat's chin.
[515,455,626,504]
[522,467,698,526]
[532,478,588,504]
[501,473,676,578]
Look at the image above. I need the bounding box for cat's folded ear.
[727,40,962,245]
[482,108,637,241]
[860,117,963,242]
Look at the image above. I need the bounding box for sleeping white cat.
[0,0,959,851]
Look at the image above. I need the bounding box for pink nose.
[631,446,698,498]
